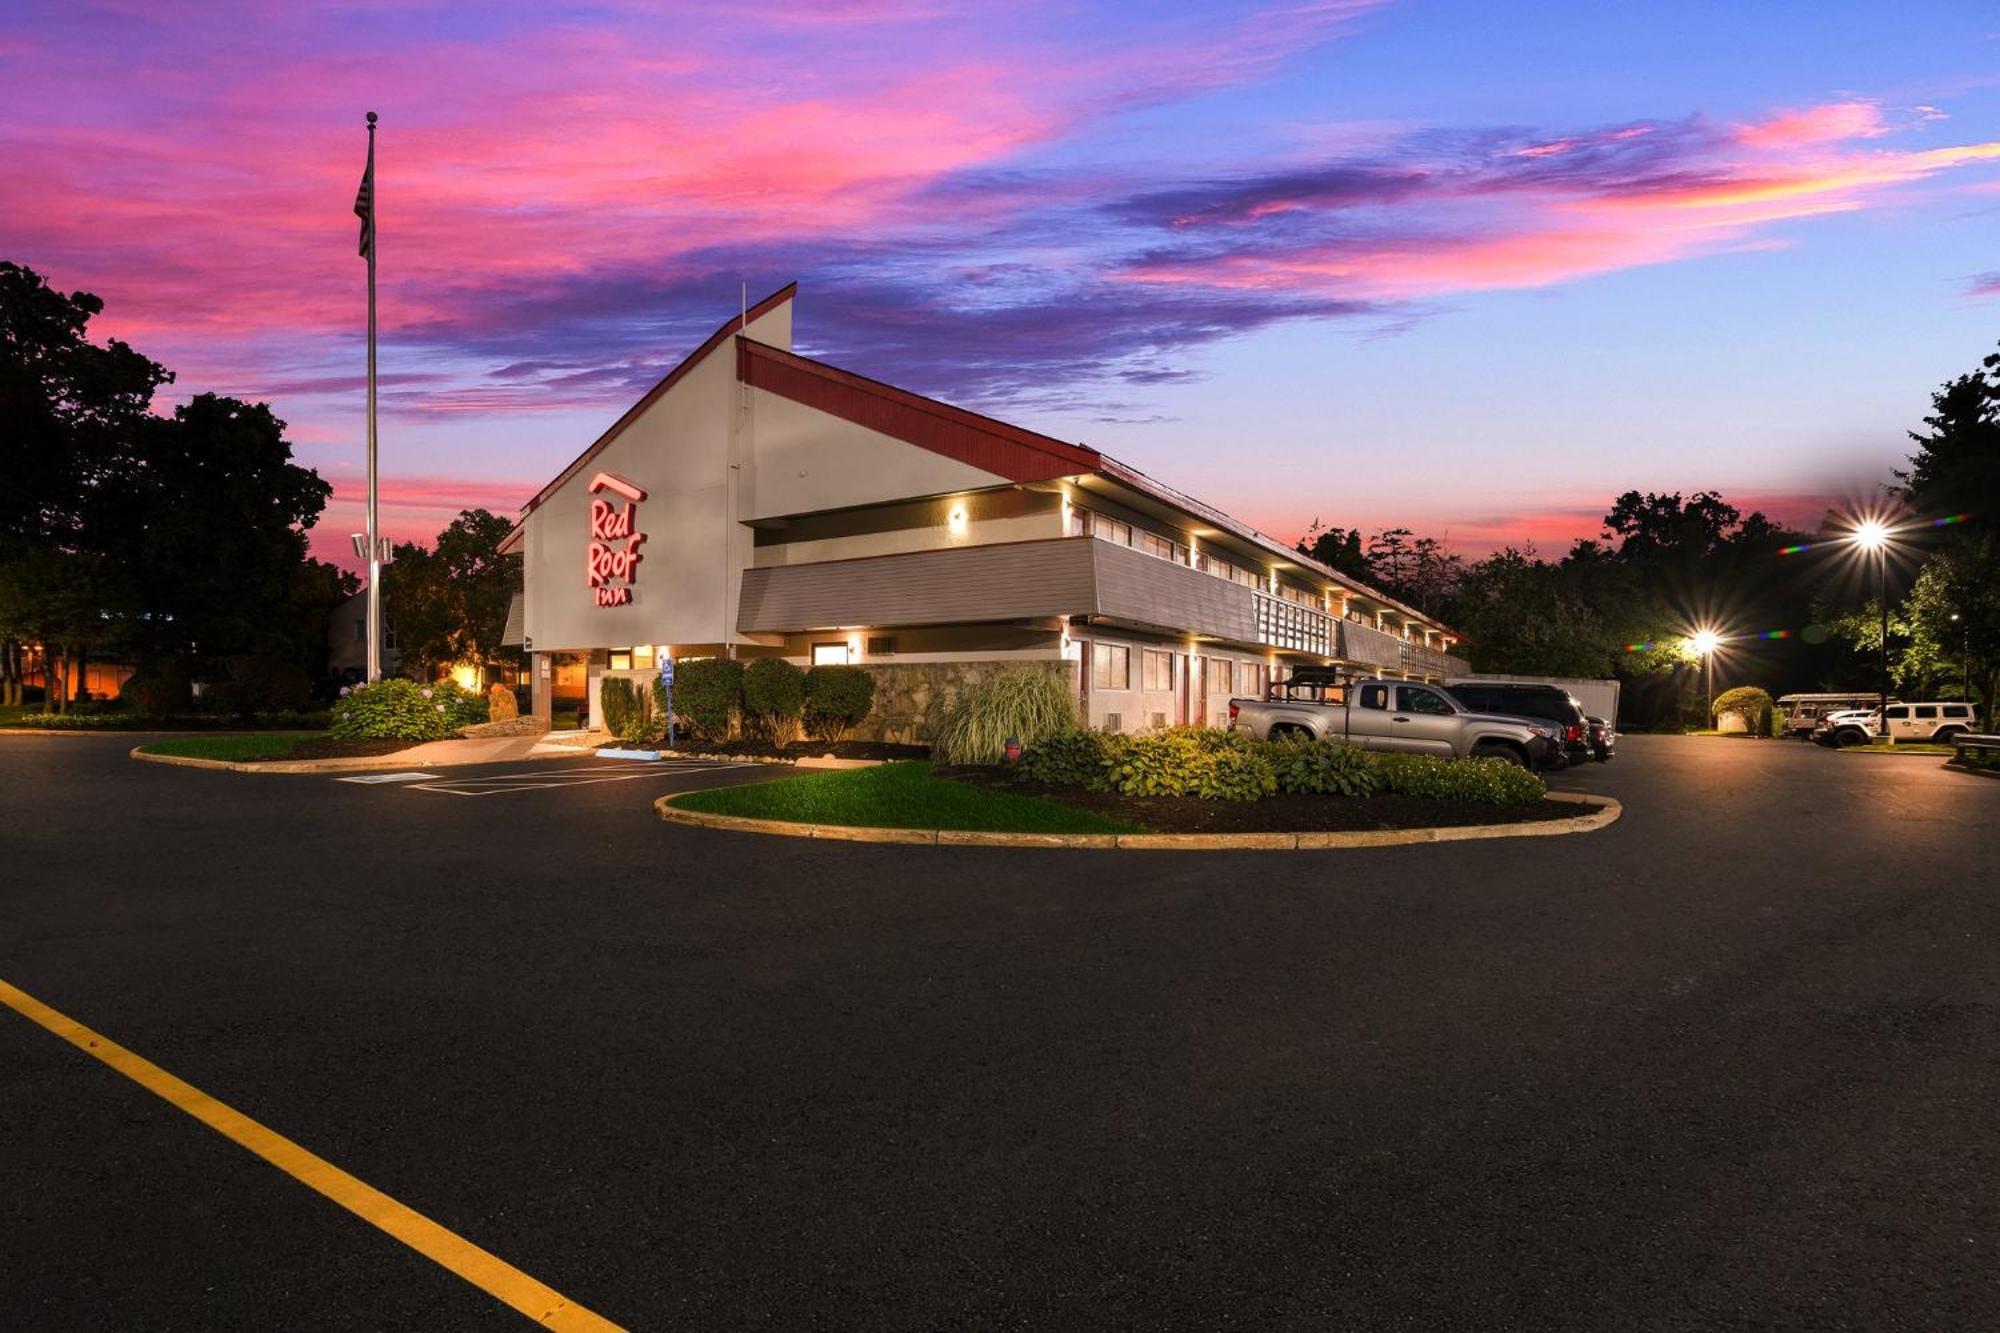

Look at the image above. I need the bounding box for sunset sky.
[6,0,1997,570]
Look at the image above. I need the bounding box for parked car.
[1442,681,1595,766]
[1814,701,1981,747]
[1776,692,1893,739]
[1228,670,1563,768]
[1585,716,1616,763]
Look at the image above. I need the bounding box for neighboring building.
[326,589,401,685]
[499,284,1469,740]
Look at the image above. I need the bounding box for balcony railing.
[1253,590,1332,656]
[1401,641,1470,679]
[1336,617,1405,669]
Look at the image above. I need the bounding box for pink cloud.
[1734,100,1887,148]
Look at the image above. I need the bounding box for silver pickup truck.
[1228,670,1563,768]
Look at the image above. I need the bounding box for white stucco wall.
[519,302,793,651]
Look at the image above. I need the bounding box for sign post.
[660,657,675,749]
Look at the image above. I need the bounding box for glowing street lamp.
[1688,627,1722,723]
[1846,517,1893,737]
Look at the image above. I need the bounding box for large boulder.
[487,683,519,722]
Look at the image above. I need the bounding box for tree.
[382,509,521,682]
[0,262,170,709]
[1895,343,2000,709]
[1295,519,1370,579]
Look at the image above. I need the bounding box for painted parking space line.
[335,771,442,785]
[0,976,622,1332]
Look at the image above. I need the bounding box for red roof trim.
[518,282,799,516]
[737,339,1101,484]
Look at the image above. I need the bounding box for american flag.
[354,140,374,258]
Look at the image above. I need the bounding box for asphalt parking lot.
[2,733,1997,1330]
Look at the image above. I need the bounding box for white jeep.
[1814,701,1981,747]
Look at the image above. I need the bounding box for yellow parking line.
[0,977,621,1331]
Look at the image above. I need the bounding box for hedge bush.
[804,664,873,742]
[1267,736,1380,796]
[1711,685,1774,735]
[1017,730,1116,790]
[1020,728,1544,805]
[223,655,313,714]
[932,669,1079,765]
[1372,753,1545,805]
[329,678,446,740]
[121,667,193,717]
[663,657,742,741]
[743,657,806,742]
[599,677,641,739]
[1097,727,1276,802]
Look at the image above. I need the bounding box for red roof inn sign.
[587,472,646,606]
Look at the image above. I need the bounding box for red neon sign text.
[586,473,647,607]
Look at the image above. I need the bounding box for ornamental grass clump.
[1371,753,1545,805]
[599,677,657,743]
[932,669,1080,765]
[1268,736,1380,796]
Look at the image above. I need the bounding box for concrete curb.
[128,745,590,775]
[653,790,1621,851]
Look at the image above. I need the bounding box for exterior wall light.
[947,503,969,536]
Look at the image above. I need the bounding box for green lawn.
[673,761,1140,833]
[1841,741,1958,755]
[140,732,321,762]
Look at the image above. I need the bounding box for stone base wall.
[851,659,1077,745]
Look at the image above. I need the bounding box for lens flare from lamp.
[1851,520,1889,551]
[1690,629,1721,657]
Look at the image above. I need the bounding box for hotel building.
[499,285,1468,738]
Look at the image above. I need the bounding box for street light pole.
[1876,547,1889,735]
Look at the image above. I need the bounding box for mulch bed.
[945,767,1599,833]
[239,737,412,762]
[658,738,931,762]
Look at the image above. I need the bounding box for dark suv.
[1444,683,1596,765]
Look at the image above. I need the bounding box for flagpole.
[364,110,382,683]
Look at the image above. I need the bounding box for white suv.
[1814,701,1981,747]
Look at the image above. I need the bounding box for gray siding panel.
[1339,618,1406,669]
[1089,540,1256,642]
[737,538,1099,632]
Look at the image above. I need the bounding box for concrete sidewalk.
[132,730,616,775]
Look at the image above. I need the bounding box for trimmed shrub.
[1711,685,1774,736]
[1193,736,1277,802]
[803,664,874,743]
[122,666,192,717]
[1372,753,1545,805]
[431,679,489,731]
[1268,736,1381,796]
[329,678,446,741]
[743,657,806,742]
[1018,730,1116,790]
[599,677,640,739]
[665,657,743,741]
[932,669,1080,765]
[224,655,313,713]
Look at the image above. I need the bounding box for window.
[1399,686,1454,715]
[866,636,897,656]
[1357,683,1389,711]
[1945,704,1972,718]
[1913,705,1938,719]
[1142,649,1174,692]
[812,642,852,666]
[1208,658,1233,695]
[1092,642,1130,690]
[1235,565,1263,590]
[1068,505,1088,537]
[352,618,365,643]
[1884,705,1909,720]
[1090,513,1133,546]
[1138,530,1177,562]
[608,650,632,670]
[632,646,655,669]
